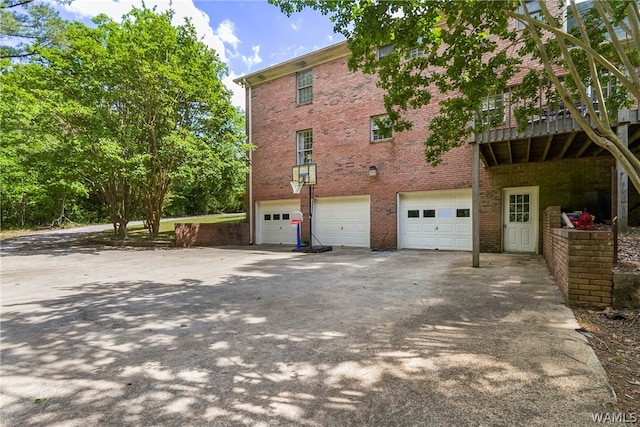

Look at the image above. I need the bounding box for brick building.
[234,37,640,253]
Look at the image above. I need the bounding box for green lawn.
[0,214,247,241]
[117,214,247,240]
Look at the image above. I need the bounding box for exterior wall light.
[369,165,378,177]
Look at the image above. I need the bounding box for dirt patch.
[616,227,640,273]
[573,307,640,413]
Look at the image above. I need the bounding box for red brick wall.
[175,223,250,247]
[543,206,614,308]
[250,55,473,248]
[249,51,621,250]
[543,206,562,265]
[543,206,568,297]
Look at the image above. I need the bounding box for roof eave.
[233,40,350,87]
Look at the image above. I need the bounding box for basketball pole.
[290,162,331,253]
[308,184,313,248]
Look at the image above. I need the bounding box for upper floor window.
[297,70,313,104]
[297,129,313,164]
[407,37,424,59]
[517,0,542,29]
[408,47,424,58]
[566,0,627,40]
[479,93,505,125]
[378,44,394,59]
[371,115,392,141]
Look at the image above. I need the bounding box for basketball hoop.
[290,180,304,194]
[290,211,304,250]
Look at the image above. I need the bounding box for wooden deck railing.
[476,80,639,144]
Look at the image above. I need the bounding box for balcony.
[474,88,640,167]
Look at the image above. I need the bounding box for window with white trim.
[408,47,423,58]
[297,129,313,164]
[297,70,313,104]
[371,115,392,141]
[479,93,506,125]
[408,38,424,59]
[509,194,530,223]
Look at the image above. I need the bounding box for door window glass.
[509,194,530,223]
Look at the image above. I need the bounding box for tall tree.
[270,0,640,194]
[34,7,248,238]
[0,0,71,58]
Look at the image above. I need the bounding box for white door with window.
[503,186,539,252]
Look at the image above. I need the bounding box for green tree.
[270,0,640,194]
[0,60,90,229]
[33,7,248,238]
[0,0,71,58]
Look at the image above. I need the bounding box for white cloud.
[216,19,240,50]
[214,19,260,72]
[242,45,262,71]
[291,23,298,31]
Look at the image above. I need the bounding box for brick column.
[542,206,613,308]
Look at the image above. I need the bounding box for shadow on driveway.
[0,246,614,426]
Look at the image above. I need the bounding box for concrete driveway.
[0,238,614,426]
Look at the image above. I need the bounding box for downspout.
[243,78,254,244]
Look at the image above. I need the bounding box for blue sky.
[56,0,345,109]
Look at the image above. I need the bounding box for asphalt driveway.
[0,238,615,426]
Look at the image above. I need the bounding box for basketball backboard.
[292,163,317,186]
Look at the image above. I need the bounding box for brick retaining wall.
[175,223,250,247]
[543,206,613,308]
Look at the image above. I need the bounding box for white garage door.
[399,189,472,251]
[314,196,370,247]
[258,200,300,244]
